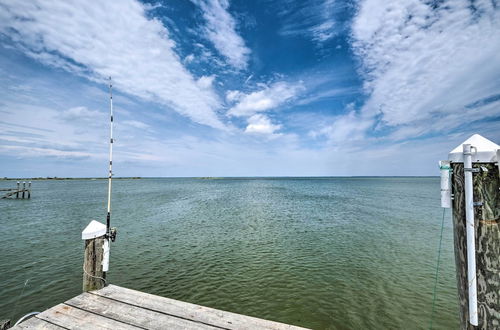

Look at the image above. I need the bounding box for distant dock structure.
[1,181,31,199]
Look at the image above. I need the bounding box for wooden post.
[83,236,106,292]
[28,182,31,199]
[22,182,25,199]
[0,319,10,330]
[16,181,19,199]
[451,162,499,329]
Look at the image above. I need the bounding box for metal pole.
[463,144,478,326]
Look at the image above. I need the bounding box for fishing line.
[429,207,446,330]
[11,279,30,321]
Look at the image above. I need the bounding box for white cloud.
[122,120,150,130]
[310,20,336,42]
[196,75,216,89]
[295,86,359,106]
[0,103,105,155]
[0,0,224,129]
[311,110,373,143]
[278,0,342,44]
[61,107,104,125]
[195,0,250,69]
[0,100,158,163]
[225,90,242,102]
[0,145,93,159]
[184,54,195,64]
[228,81,305,117]
[244,114,282,135]
[351,0,500,139]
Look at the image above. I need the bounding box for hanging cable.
[429,208,446,330]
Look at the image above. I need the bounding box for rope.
[429,208,446,330]
[83,264,107,284]
[14,312,40,326]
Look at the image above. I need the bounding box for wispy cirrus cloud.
[195,0,251,70]
[0,99,157,163]
[278,0,344,44]
[0,0,224,129]
[351,0,500,140]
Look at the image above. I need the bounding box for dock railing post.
[82,220,107,292]
[443,134,500,329]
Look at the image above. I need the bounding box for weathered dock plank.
[14,317,65,329]
[36,303,140,329]
[66,292,219,330]
[93,285,305,330]
[12,285,309,330]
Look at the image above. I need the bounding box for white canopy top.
[448,134,500,163]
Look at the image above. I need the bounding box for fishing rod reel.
[107,227,117,242]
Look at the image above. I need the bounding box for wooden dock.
[1,181,31,199]
[12,285,308,329]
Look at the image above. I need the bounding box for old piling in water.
[16,181,19,199]
[21,182,25,199]
[82,220,107,292]
[27,182,31,199]
[445,134,499,329]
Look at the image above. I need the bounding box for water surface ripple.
[0,177,458,329]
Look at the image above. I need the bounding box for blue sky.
[0,0,499,177]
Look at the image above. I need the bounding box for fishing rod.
[107,76,114,236]
[103,77,117,274]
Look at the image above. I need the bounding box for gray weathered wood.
[36,303,140,329]
[66,292,219,329]
[10,285,310,330]
[14,317,65,329]
[83,236,105,292]
[0,319,10,330]
[451,162,500,329]
[93,285,307,330]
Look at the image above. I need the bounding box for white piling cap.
[448,134,500,163]
[82,220,107,240]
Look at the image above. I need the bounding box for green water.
[0,177,459,329]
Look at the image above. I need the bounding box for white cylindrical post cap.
[82,220,107,240]
[448,134,500,163]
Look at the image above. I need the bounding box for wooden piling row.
[1,182,31,199]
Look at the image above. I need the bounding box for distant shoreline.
[1,176,438,180]
[0,177,142,181]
